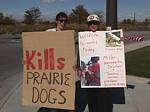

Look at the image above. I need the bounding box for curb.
[124,40,150,53]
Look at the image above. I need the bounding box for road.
[0,34,22,101]
[0,31,149,103]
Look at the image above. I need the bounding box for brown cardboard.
[22,31,76,110]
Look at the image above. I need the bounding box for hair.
[55,12,68,21]
[91,57,99,63]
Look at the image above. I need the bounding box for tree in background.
[144,18,150,24]
[3,16,16,25]
[69,5,89,24]
[0,12,16,25]
[68,5,104,24]
[0,12,4,23]
[23,7,42,24]
[122,18,137,24]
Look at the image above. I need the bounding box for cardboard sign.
[78,29,126,88]
[22,31,75,110]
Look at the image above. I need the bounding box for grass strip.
[125,46,150,78]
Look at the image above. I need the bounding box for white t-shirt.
[46,28,56,31]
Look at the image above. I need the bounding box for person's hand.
[72,65,85,77]
[72,65,77,71]
[120,37,127,42]
[77,68,86,78]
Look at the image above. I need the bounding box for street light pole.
[106,0,126,108]
[106,0,118,29]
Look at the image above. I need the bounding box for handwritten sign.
[78,30,126,88]
[22,31,75,110]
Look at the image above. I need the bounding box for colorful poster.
[22,31,76,110]
[78,29,126,88]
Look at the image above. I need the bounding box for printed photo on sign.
[80,56,101,87]
[106,31,121,47]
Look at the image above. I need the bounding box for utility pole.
[133,12,136,24]
[106,0,118,29]
[106,1,125,110]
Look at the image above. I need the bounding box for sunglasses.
[59,19,67,23]
[88,21,99,25]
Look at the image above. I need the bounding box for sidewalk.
[0,75,150,112]
[124,40,150,53]
[1,41,150,112]
[113,75,150,112]
[0,82,39,112]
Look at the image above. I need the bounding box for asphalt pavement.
[0,36,150,112]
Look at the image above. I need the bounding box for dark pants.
[38,107,66,112]
[75,81,87,112]
[87,88,113,112]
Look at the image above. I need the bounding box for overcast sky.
[0,0,149,21]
